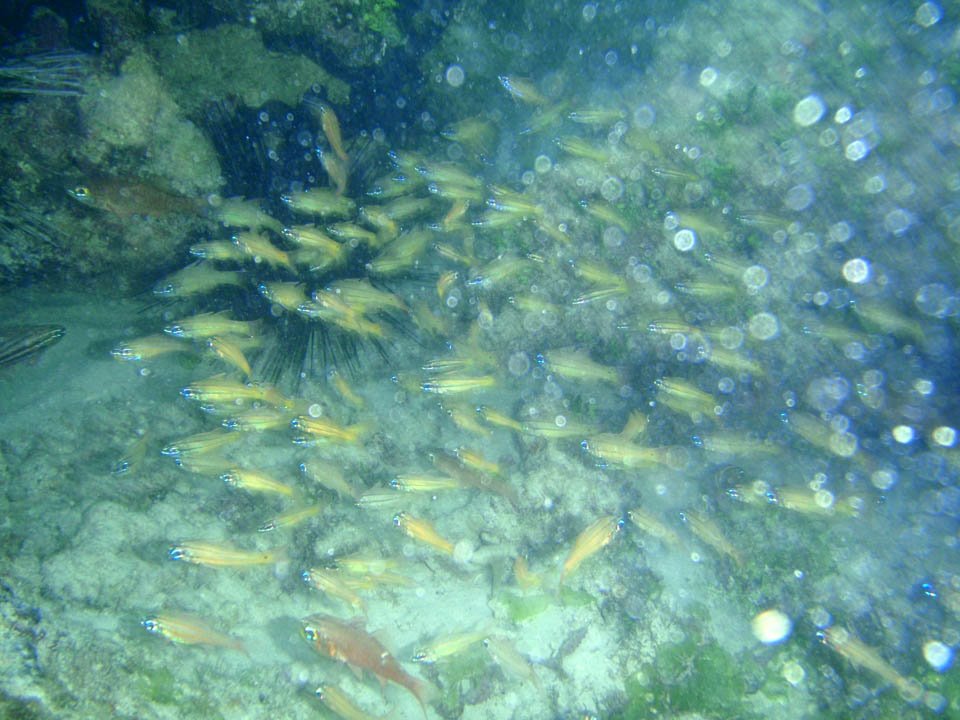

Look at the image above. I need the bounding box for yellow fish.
[206,335,252,377]
[232,231,296,273]
[291,416,369,445]
[393,512,455,556]
[181,374,291,408]
[163,310,257,340]
[560,514,622,583]
[142,612,246,654]
[303,567,366,611]
[258,504,321,532]
[498,75,547,105]
[315,685,384,720]
[160,429,241,458]
[220,469,299,498]
[312,100,349,162]
[682,510,744,567]
[168,541,286,568]
[822,626,923,701]
[111,334,190,362]
[412,627,490,664]
[513,555,543,592]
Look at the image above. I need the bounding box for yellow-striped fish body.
[560,514,622,583]
[393,512,455,556]
[168,541,285,568]
[315,685,382,720]
[142,612,246,654]
[312,101,349,162]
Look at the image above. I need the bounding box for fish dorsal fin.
[347,616,367,630]
[371,627,395,652]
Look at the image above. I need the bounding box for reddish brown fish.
[302,614,434,717]
[66,177,202,218]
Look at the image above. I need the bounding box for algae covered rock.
[78,51,222,197]
[149,24,350,116]
[209,0,404,69]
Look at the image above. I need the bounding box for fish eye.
[71,186,90,199]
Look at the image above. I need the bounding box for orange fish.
[302,614,435,717]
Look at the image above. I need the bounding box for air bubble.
[916,2,943,28]
[748,312,779,340]
[923,640,953,671]
[633,105,655,128]
[673,228,696,252]
[871,469,897,490]
[892,425,914,444]
[784,184,814,211]
[508,352,531,376]
[445,64,465,87]
[601,176,624,202]
[603,226,626,248]
[842,258,871,284]
[845,139,869,161]
[932,426,957,447]
[742,265,769,291]
[751,609,792,644]
[793,95,826,126]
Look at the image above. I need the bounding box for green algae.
[139,667,178,705]
[499,592,552,622]
[0,695,53,720]
[79,51,223,197]
[359,0,403,44]
[497,587,596,623]
[558,586,596,608]
[614,639,762,719]
[149,25,349,117]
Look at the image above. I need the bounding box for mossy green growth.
[138,667,178,705]
[558,586,595,608]
[497,587,598,622]
[433,645,491,715]
[610,674,654,720]
[627,638,761,718]
[78,51,223,196]
[359,0,403,44]
[150,25,350,117]
[498,592,552,622]
[436,644,490,687]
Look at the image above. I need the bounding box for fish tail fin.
[233,638,250,657]
[414,678,439,718]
